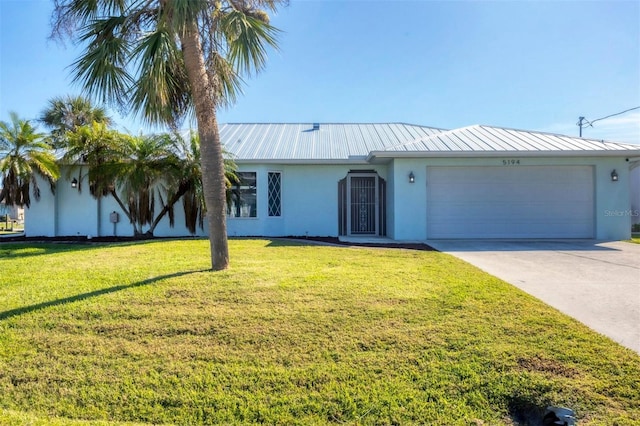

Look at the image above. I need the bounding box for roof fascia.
[367,149,640,162]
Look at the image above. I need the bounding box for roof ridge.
[221,122,446,129]
[474,124,640,148]
[384,125,474,151]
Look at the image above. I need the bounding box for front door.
[338,172,386,237]
[348,175,378,235]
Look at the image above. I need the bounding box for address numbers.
[502,159,521,166]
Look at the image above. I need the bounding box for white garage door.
[427,166,594,239]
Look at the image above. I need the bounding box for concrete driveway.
[426,240,640,353]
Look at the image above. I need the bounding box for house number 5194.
[502,159,521,165]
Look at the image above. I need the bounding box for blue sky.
[1,0,639,143]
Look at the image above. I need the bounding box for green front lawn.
[0,239,638,425]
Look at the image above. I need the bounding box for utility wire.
[577,106,640,137]
[579,106,640,128]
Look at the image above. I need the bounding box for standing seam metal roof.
[219,123,640,162]
[383,125,640,153]
[220,123,445,161]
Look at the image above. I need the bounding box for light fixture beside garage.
[611,170,619,182]
[409,172,415,183]
[71,178,78,189]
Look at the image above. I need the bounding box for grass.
[0,239,639,425]
[0,227,23,235]
[0,221,23,234]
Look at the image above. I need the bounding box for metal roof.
[219,123,445,162]
[220,123,640,163]
[380,125,640,154]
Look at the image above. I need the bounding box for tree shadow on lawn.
[0,270,206,321]
[266,237,436,251]
[0,237,186,259]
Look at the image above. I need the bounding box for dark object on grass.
[543,406,576,425]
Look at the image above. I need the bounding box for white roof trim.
[367,149,640,162]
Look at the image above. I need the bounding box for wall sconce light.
[71,178,78,189]
[611,170,618,182]
[409,172,415,183]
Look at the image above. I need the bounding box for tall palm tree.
[40,95,112,148]
[52,0,283,270]
[0,112,60,208]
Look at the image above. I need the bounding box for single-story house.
[25,123,640,240]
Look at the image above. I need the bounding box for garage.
[426,165,595,239]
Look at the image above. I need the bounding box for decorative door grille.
[338,172,386,237]
[349,176,376,234]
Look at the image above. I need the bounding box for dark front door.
[349,176,377,235]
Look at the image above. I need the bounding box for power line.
[577,106,640,137]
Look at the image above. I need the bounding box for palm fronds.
[0,112,60,207]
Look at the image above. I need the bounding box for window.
[228,172,256,218]
[268,172,282,217]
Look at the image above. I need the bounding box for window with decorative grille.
[268,172,282,217]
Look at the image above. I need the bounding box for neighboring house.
[0,202,24,223]
[25,123,640,241]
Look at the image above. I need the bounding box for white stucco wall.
[25,169,201,238]
[24,178,56,237]
[594,158,634,239]
[226,164,388,237]
[385,162,396,239]
[26,164,389,239]
[631,165,640,226]
[25,157,634,241]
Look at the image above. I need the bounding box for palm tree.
[63,125,236,237]
[62,122,173,236]
[52,1,282,270]
[96,133,180,236]
[62,121,125,197]
[147,131,238,236]
[40,95,112,148]
[0,112,60,208]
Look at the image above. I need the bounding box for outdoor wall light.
[71,178,78,189]
[611,170,618,182]
[409,172,415,183]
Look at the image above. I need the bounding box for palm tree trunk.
[180,22,229,270]
[146,182,190,236]
[109,189,142,236]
